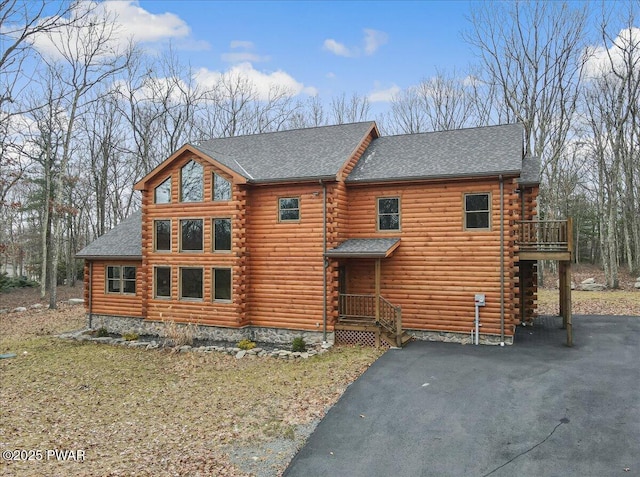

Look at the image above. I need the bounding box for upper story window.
[279,197,300,222]
[213,218,232,252]
[180,219,203,252]
[464,193,491,230]
[377,197,400,231]
[213,173,231,201]
[154,220,171,252]
[106,265,136,294]
[154,177,171,204]
[180,160,203,202]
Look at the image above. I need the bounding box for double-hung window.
[464,193,491,230]
[278,197,300,222]
[106,265,136,294]
[377,197,400,231]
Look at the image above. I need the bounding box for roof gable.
[134,145,247,191]
[347,124,525,183]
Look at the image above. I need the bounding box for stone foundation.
[87,314,334,346]
[408,329,514,346]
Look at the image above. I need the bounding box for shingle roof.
[519,155,541,185]
[76,211,142,259]
[194,121,376,182]
[347,123,524,183]
[325,238,401,258]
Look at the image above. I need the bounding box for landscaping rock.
[0,309,8,314]
[12,307,27,313]
[30,303,43,309]
[68,298,84,305]
[580,282,606,291]
[235,350,246,359]
[581,277,596,285]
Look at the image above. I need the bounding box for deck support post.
[559,260,573,347]
[374,258,381,323]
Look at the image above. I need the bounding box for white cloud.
[230,40,255,49]
[363,29,388,55]
[222,40,269,63]
[584,27,640,79]
[103,0,190,43]
[323,29,388,58]
[323,39,353,57]
[221,52,270,63]
[195,62,317,101]
[368,84,401,103]
[26,1,204,60]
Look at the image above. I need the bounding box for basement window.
[464,193,491,230]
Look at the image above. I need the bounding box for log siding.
[82,124,539,343]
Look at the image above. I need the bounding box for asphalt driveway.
[284,315,640,477]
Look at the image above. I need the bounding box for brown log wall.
[245,182,327,330]
[139,153,245,327]
[343,177,521,336]
[85,260,144,317]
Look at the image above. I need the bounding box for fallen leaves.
[0,301,383,477]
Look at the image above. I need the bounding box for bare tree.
[465,0,588,212]
[330,92,371,124]
[36,3,134,307]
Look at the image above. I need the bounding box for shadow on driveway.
[284,315,640,477]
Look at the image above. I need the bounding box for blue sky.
[120,0,477,102]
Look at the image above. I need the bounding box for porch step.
[380,330,413,348]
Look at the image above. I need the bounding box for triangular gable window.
[154,177,171,204]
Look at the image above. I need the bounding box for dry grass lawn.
[537,289,640,316]
[0,301,383,477]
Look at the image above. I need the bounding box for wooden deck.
[516,218,574,346]
[517,219,573,261]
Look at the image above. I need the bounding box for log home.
[77,121,574,346]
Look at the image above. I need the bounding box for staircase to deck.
[336,294,411,348]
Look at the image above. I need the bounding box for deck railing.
[338,293,402,338]
[516,219,573,253]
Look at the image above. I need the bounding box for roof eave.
[248,174,337,185]
[345,170,522,185]
[75,255,142,261]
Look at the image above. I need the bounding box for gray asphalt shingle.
[325,238,401,258]
[195,121,376,182]
[76,211,142,259]
[347,123,525,183]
